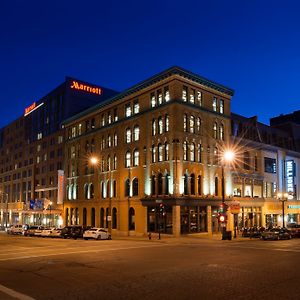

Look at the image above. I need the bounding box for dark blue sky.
[1,0,300,128]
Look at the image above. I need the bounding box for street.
[0,233,300,300]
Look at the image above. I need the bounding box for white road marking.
[0,244,168,261]
[0,283,36,300]
[227,245,300,253]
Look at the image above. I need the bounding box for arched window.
[100,207,105,228]
[91,207,95,227]
[107,180,110,198]
[65,208,69,226]
[190,116,195,133]
[198,144,203,163]
[108,135,112,148]
[133,149,139,166]
[69,208,73,224]
[83,207,87,226]
[191,174,195,195]
[114,133,118,146]
[125,178,130,197]
[197,175,202,195]
[151,93,156,107]
[129,207,135,230]
[165,143,169,161]
[197,117,201,133]
[213,122,218,139]
[132,178,139,196]
[183,114,187,132]
[151,175,156,195]
[158,117,163,134]
[183,141,188,161]
[158,173,163,195]
[152,119,156,136]
[73,184,78,200]
[68,184,73,200]
[184,174,189,195]
[215,177,219,196]
[112,207,117,229]
[75,207,79,225]
[84,183,89,199]
[165,115,169,132]
[133,125,140,141]
[214,147,218,165]
[126,128,131,143]
[152,145,156,163]
[113,180,117,197]
[158,144,163,162]
[190,143,195,162]
[125,151,131,168]
[89,183,94,199]
[106,207,109,228]
[219,124,224,141]
[165,173,169,195]
[113,155,117,170]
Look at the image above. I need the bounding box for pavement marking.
[226,244,300,253]
[0,243,169,262]
[0,283,36,300]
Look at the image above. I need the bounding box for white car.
[83,228,111,240]
[40,228,53,237]
[7,225,23,235]
[49,228,62,238]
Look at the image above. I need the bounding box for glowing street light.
[277,192,288,228]
[90,156,99,165]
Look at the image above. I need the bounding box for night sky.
[1,0,300,128]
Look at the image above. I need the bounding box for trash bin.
[222,231,232,240]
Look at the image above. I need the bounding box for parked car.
[7,224,23,235]
[83,228,112,240]
[40,228,53,237]
[49,228,62,238]
[288,224,300,238]
[61,226,86,239]
[33,226,45,237]
[241,227,265,238]
[23,225,43,237]
[261,227,292,240]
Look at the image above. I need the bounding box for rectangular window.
[213,97,217,112]
[264,157,276,173]
[182,86,188,102]
[190,89,195,104]
[125,103,132,117]
[150,93,156,108]
[157,90,163,105]
[164,87,170,102]
[197,91,202,106]
[219,99,224,114]
[114,108,118,121]
[133,99,139,114]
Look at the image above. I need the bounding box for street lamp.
[49,201,53,228]
[221,149,235,240]
[277,192,288,228]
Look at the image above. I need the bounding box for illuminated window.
[219,124,224,141]
[108,112,112,124]
[133,149,139,166]
[151,93,156,108]
[125,103,132,117]
[190,116,195,133]
[183,141,188,161]
[158,144,163,162]
[158,117,163,134]
[183,114,187,132]
[113,155,117,170]
[158,90,163,105]
[71,127,76,138]
[58,135,63,144]
[133,125,140,141]
[125,151,131,168]
[101,115,105,126]
[114,133,118,146]
[197,91,202,106]
[220,99,224,114]
[197,117,201,133]
[107,155,111,171]
[190,143,195,162]
[91,118,95,129]
[114,108,118,121]
[126,128,131,143]
[214,147,218,165]
[182,86,188,102]
[164,87,170,102]
[134,99,139,114]
[101,137,105,150]
[165,142,169,160]
[213,122,218,139]
[190,89,195,104]
[152,145,156,163]
[37,144,41,152]
[152,119,156,136]
[37,132,42,140]
[165,115,169,132]
[213,97,217,112]
[108,135,112,148]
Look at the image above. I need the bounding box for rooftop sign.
[24,102,44,116]
[70,80,102,95]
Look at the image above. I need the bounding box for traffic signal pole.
[221,166,227,240]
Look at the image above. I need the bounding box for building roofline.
[62,66,235,126]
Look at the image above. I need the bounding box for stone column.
[261,205,266,227]
[172,205,181,237]
[207,205,212,237]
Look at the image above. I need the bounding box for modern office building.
[0,77,117,227]
[63,66,234,236]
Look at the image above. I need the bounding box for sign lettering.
[24,102,44,116]
[70,81,102,95]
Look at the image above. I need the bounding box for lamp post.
[221,150,235,240]
[277,192,288,228]
[49,201,53,228]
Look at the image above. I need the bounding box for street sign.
[229,201,240,214]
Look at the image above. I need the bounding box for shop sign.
[285,160,294,195]
[229,201,240,214]
[24,102,44,116]
[70,80,102,95]
[288,205,300,209]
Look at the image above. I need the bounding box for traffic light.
[159,204,166,216]
[220,202,228,214]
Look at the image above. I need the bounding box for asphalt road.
[0,233,300,300]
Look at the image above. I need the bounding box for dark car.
[261,227,292,240]
[288,224,300,238]
[241,227,265,238]
[61,226,88,239]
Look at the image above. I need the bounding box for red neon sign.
[24,102,36,116]
[70,81,102,95]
